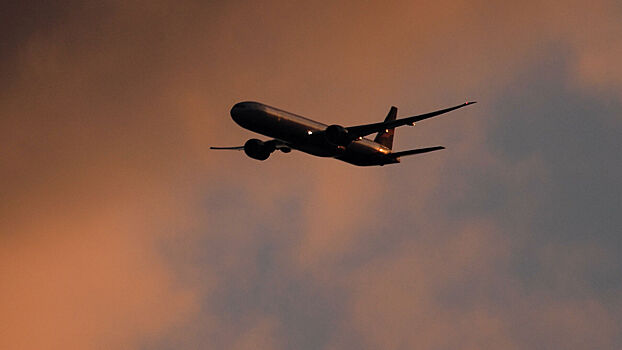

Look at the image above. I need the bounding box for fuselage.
[230,101,398,166]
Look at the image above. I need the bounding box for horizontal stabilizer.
[391,146,445,158]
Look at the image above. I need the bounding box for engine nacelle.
[325,124,351,146]
[244,139,273,160]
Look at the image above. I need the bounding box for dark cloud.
[488,53,622,298]
[2,1,622,349]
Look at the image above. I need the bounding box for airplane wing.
[210,146,245,150]
[210,139,291,152]
[346,101,476,139]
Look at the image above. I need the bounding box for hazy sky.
[2,1,621,349]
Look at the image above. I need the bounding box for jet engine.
[244,139,274,160]
[325,125,351,146]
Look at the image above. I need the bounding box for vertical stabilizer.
[373,106,397,149]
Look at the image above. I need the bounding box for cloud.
[2,1,622,349]
[0,210,196,349]
[1,3,203,348]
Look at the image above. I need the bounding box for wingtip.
[465,101,477,105]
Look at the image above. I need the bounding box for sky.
[1,1,621,349]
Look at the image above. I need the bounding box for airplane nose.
[230,101,256,126]
[230,102,245,123]
[231,102,243,115]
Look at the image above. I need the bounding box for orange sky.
[2,1,621,349]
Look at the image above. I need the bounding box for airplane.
[211,101,476,166]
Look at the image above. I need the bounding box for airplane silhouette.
[211,101,476,166]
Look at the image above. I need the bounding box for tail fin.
[374,106,397,149]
